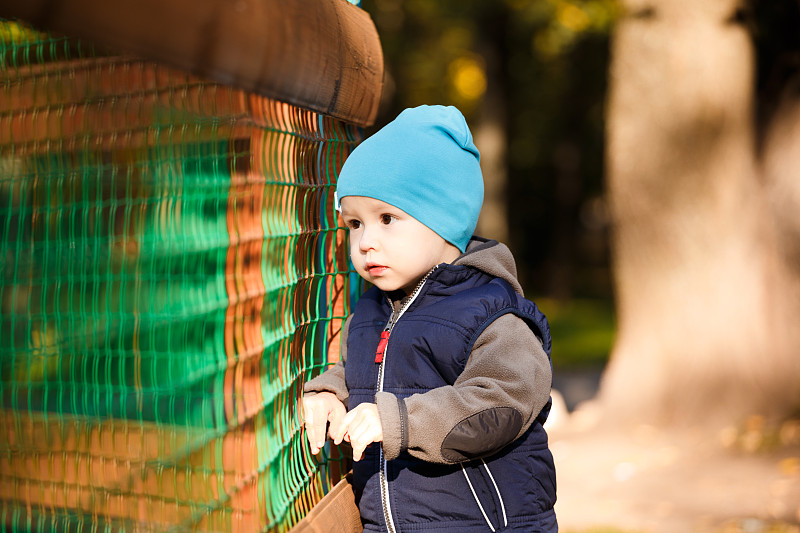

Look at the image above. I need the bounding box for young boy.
[302,105,557,532]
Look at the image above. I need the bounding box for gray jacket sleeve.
[302,316,352,407]
[375,313,551,464]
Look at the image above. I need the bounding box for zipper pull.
[375,329,390,363]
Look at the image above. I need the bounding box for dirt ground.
[547,397,800,533]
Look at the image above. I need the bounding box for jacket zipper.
[375,267,436,533]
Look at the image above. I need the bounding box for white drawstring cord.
[461,464,496,532]
[481,459,508,528]
[461,460,509,532]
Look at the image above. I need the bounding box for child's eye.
[347,219,361,230]
[380,214,395,225]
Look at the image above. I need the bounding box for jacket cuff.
[303,371,349,406]
[375,391,406,460]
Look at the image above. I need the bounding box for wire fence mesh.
[0,19,360,532]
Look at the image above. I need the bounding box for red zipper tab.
[375,330,391,363]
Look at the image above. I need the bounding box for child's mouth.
[366,263,387,276]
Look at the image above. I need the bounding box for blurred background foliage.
[360,0,618,369]
[358,0,800,372]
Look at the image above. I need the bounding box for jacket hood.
[452,237,525,296]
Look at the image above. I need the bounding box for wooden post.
[0,0,384,127]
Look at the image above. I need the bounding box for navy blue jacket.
[345,261,557,532]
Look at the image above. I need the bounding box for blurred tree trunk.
[474,8,509,245]
[600,0,800,426]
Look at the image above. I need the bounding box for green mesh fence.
[0,20,362,532]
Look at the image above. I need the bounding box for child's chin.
[372,280,393,291]
[372,279,402,292]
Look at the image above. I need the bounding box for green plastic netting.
[0,20,362,532]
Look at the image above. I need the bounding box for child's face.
[340,196,461,295]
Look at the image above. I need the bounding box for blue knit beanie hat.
[335,105,484,252]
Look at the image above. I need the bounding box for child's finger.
[302,406,320,449]
[347,425,378,462]
[327,403,346,441]
[302,401,330,453]
[332,409,355,444]
[305,419,326,454]
[351,437,367,462]
[351,446,364,462]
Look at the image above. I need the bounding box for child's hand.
[301,392,346,455]
[334,403,383,462]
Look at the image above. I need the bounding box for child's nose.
[359,227,377,252]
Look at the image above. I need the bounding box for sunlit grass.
[536,297,616,369]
